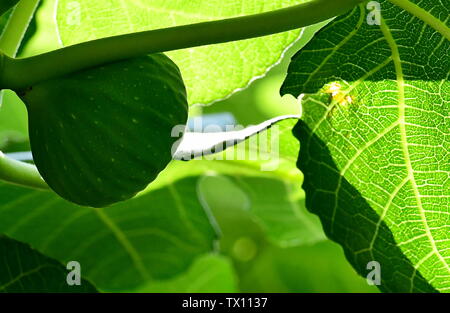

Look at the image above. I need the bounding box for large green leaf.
[20,54,188,207]
[54,0,310,105]
[0,177,216,292]
[0,235,97,292]
[281,0,449,292]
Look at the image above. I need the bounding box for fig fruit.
[20,54,188,207]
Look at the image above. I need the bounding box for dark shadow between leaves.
[293,120,437,293]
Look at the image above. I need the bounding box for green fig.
[20,54,188,207]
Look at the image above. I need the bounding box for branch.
[0,0,364,91]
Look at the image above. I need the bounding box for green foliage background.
[2,0,447,293]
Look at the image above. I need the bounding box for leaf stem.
[0,0,364,91]
[0,151,48,189]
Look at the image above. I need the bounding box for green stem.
[0,0,364,91]
[0,0,40,57]
[0,0,20,17]
[0,151,48,189]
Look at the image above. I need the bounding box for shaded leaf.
[0,1,19,17]
[0,176,216,292]
[0,235,97,292]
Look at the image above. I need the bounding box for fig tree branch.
[0,0,364,91]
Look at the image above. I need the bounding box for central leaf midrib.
[379,17,450,276]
